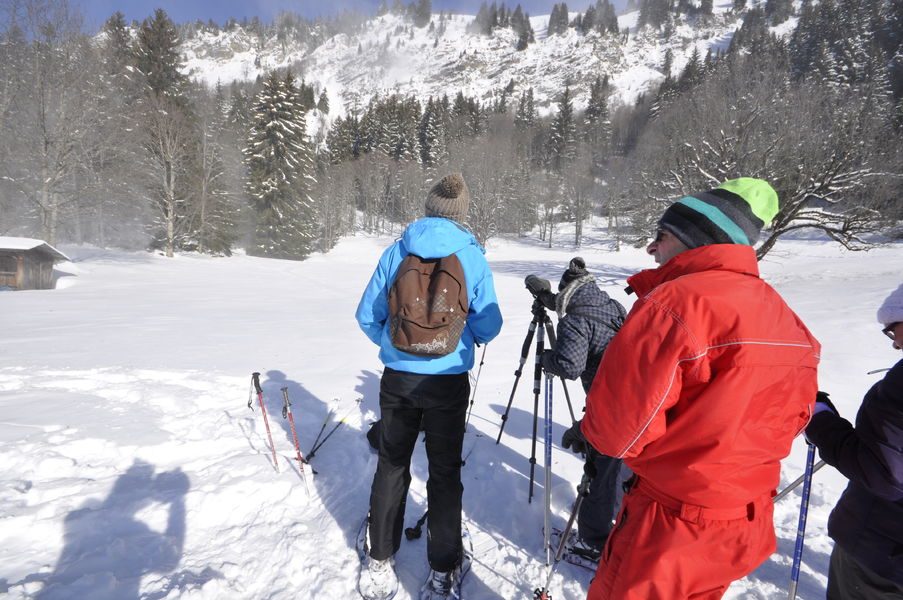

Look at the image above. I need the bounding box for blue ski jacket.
[355,217,503,375]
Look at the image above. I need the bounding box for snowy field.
[2,225,901,600]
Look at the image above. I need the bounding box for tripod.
[496,299,577,503]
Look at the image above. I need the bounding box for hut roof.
[0,237,70,262]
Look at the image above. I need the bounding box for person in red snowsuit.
[581,178,821,600]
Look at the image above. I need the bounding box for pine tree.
[764,0,792,25]
[134,8,200,257]
[317,89,330,113]
[512,5,535,49]
[244,71,316,260]
[677,47,703,91]
[193,92,238,256]
[327,114,362,163]
[514,88,535,131]
[662,48,674,77]
[548,4,571,35]
[470,3,492,35]
[226,83,251,130]
[103,12,132,71]
[134,9,189,103]
[581,5,597,33]
[595,0,619,34]
[584,76,611,142]
[549,85,577,173]
[638,0,669,28]
[413,0,432,28]
[418,97,448,167]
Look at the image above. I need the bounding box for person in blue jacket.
[806,282,903,599]
[355,173,503,600]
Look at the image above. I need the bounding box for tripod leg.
[496,320,538,444]
[528,323,545,504]
[559,379,577,424]
[544,318,577,424]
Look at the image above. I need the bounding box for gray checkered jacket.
[541,275,626,393]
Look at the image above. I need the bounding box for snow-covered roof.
[0,236,70,262]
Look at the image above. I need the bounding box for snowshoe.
[417,522,473,599]
[357,516,399,600]
[548,528,602,572]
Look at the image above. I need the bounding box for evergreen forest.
[1,0,901,260]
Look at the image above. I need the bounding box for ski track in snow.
[2,228,900,599]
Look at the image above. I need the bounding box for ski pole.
[465,344,487,431]
[308,405,335,454]
[534,469,592,600]
[249,372,279,472]
[544,372,554,567]
[788,442,817,600]
[305,398,362,463]
[281,387,311,495]
[404,510,429,540]
[775,459,826,503]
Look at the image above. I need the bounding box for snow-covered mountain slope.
[180,1,751,117]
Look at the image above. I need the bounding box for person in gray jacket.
[531,257,626,564]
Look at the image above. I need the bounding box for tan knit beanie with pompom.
[425,173,470,222]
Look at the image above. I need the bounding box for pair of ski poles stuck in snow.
[247,372,356,492]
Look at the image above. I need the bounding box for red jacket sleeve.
[582,294,700,459]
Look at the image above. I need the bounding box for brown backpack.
[388,253,469,356]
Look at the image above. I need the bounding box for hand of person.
[540,349,554,372]
[814,390,839,417]
[806,390,838,444]
[562,420,588,455]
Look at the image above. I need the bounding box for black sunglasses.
[883,323,898,340]
[653,229,666,243]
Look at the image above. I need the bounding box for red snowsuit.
[582,244,820,600]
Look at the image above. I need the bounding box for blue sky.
[74,1,592,30]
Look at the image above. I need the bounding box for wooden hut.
[0,237,70,290]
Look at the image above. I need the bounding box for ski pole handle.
[252,372,263,394]
[281,387,290,419]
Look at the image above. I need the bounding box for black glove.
[562,420,588,455]
[814,390,839,417]
[540,349,555,373]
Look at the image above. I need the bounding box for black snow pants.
[577,451,623,548]
[367,367,469,572]
[576,377,627,549]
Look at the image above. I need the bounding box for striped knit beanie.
[658,178,780,249]
[425,172,470,222]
